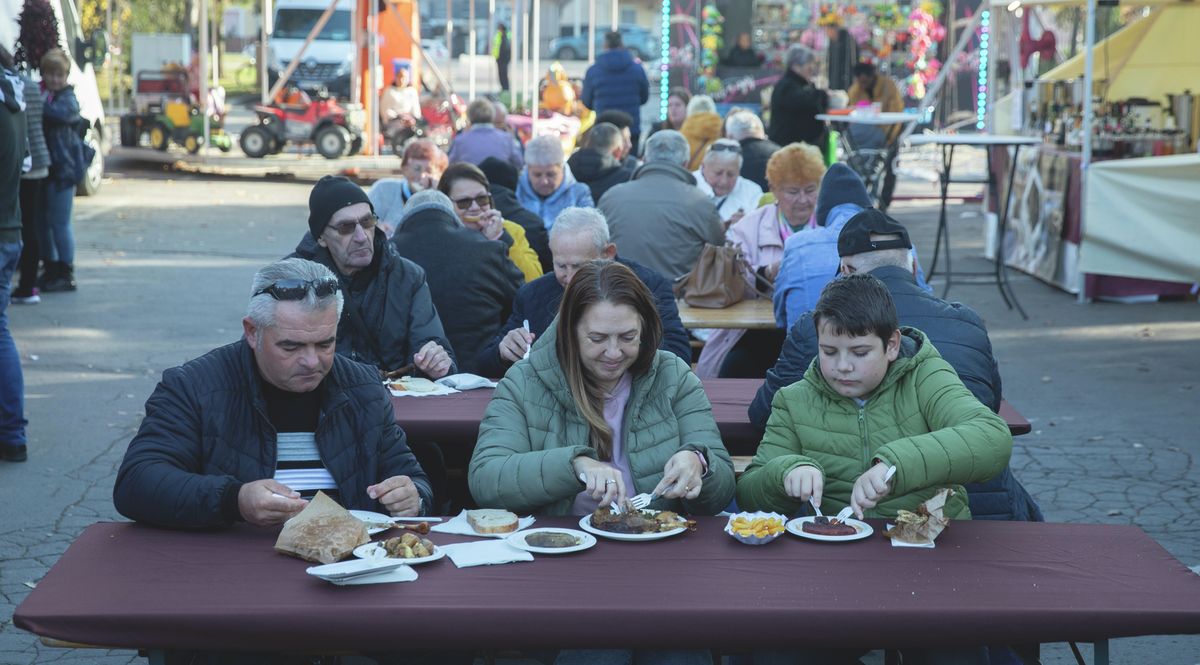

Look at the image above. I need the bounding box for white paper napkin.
[436,373,498,390]
[886,523,936,548]
[387,381,460,397]
[430,510,536,538]
[329,565,419,586]
[439,541,534,568]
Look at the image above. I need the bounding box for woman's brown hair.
[436,161,490,197]
[555,260,662,460]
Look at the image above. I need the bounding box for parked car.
[549,24,657,61]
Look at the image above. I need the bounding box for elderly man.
[515,135,594,230]
[368,138,449,235]
[114,258,433,529]
[291,175,455,379]
[750,212,1042,524]
[768,45,829,149]
[475,207,691,377]
[692,138,764,227]
[725,110,781,191]
[582,31,650,150]
[567,122,635,203]
[447,98,524,169]
[601,130,723,281]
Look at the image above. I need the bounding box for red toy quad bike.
[240,87,366,159]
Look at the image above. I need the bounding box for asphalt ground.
[0,151,1197,664]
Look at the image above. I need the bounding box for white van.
[268,0,354,100]
[0,0,107,195]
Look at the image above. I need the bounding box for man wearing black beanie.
[289,175,456,379]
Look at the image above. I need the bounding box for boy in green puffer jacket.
[736,272,1012,521]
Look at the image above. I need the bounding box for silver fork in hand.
[835,465,897,523]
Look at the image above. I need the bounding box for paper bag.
[274,491,369,564]
[885,488,953,545]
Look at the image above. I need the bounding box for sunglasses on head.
[452,194,492,211]
[253,278,340,301]
[327,214,378,236]
[710,143,742,155]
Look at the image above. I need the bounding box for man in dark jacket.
[767,45,828,149]
[566,122,635,203]
[113,258,433,529]
[725,110,781,191]
[581,32,650,150]
[750,213,1042,522]
[475,207,690,377]
[291,175,455,378]
[480,156,552,271]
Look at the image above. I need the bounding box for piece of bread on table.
[467,509,519,534]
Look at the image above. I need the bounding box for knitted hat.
[479,157,519,191]
[815,163,872,227]
[308,175,373,239]
[838,208,913,257]
[399,190,460,228]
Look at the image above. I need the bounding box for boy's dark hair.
[852,62,877,79]
[604,31,623,49]
[595,109,634,131]
[812,274,898,344]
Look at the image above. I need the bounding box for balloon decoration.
[697,3,724,94]
[903,2,946,98]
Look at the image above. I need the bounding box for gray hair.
[846,247,914,274]
[399,189,461,228]
[467,98,495,125]
[686,95,717,116]
[524,135,564,167]
[246,258,344,332]
[786,45,816,70]
[725,111,765,141]
[643,130,690,168]
[703,138,743,168]
[550,207,610,253]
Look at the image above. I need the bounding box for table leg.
[996,144,1029,319]
[1093,640,1109,665]
[929,143,953,281]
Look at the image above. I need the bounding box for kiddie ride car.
[119,70,233,154]
[239,87,366,159]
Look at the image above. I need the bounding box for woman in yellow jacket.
[438,162,543,282]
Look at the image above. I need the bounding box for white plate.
[352,541,446,565]
[349,510,396,536]
[306,557,408,581]
[506,528,597,554]
[577,512,689,542]
[785,516,874,542]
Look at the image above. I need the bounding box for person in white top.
[692,138,764,228]
[379,67,420,127]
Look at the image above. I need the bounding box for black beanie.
[815,163,872,227]
[479,157,520,191]
[308,175,373,239]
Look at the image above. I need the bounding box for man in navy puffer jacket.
[582,32,650,150]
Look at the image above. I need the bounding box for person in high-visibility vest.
[492,23,511,92]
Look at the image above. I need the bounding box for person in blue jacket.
[582,31,650,151]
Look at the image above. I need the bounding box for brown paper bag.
[885,488,953,545]
[674,244,747,309]
[274,492,369,564]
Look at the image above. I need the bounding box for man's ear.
[885,329,901,362]
[316,232,328,249]
[242,317,259,348]
[602,243,617,260]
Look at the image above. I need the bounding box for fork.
[834,465,897,523]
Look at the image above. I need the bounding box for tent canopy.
[1038,5,1200,101]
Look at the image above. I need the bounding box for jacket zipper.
[858,405,869,477]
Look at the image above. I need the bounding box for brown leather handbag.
[674,244,748,309]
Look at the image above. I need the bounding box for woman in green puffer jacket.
[737,274,1012,521]
[469,260,735,516]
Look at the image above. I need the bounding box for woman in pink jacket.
[695,143,826,378]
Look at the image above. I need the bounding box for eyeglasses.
[326,214,378,236]
[452,194,492,211]
[253,278,340,301]
[709,143,742,155]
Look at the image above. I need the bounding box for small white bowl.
[724,511,788,545]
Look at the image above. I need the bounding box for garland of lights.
[660,0,671,121]
[977,9,990,130]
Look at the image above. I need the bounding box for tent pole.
[200,0,210,157]
[368,0,378,155]
[1078,0,1097,303]
[532,0,540,135]
[469,0,477,99]
[260,0,272,104]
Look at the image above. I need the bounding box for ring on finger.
[604,479,616,485]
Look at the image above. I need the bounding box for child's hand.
[783,465,824,505]
[851,463,895,519]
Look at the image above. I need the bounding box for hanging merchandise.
[904,2,946,99]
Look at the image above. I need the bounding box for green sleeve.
[735,388,823,514]
[669,363,735,515]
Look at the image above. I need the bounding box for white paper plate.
[352,541,446,565]
[578,512,689,542]
[785,516,874,542]
[506,528,597,554]
[306,557,408,581]
[348,510,396,536]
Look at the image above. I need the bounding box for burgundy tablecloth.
[392,379,1029,455]
[15,519,1200,652]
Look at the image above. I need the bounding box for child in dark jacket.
[38,48,89,292]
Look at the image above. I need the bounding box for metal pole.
[1078,0,1097,303]
[368,0,378,155]
[573,0,581,37]
[588,0,595,63]
[610,0,617,30]
[469,0,477,99]
[260,0,272,104]
[200,0,210,156]
[521,0,530,111]
[105,0,113,114]
[531,0,539,135]
[488,0,495,92]
[445,0,453,86]
[350,0,360,105]
[512,0,521,105]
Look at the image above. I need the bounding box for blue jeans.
[39,180,75,265]
[0,241,27,448]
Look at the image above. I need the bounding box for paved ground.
[0,151,1198,664]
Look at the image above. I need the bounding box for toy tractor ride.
[119,70,232,154]
[239,86,365,159]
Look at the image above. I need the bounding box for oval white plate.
[352,541,445,565]
[578,512,688,542]
[506,528,597,554]
[785,516,874,542]
[349,510,396,536]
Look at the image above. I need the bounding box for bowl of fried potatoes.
[725,512,787,545]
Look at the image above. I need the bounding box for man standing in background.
[492,23,511,93]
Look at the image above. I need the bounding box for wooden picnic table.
[676,298,778,330]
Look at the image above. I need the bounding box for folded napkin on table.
[430,510,536,538]
[436,373,498,390]
[886,524,936,548]
[439,541,534,568]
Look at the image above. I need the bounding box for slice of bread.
[466,509,519,534]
